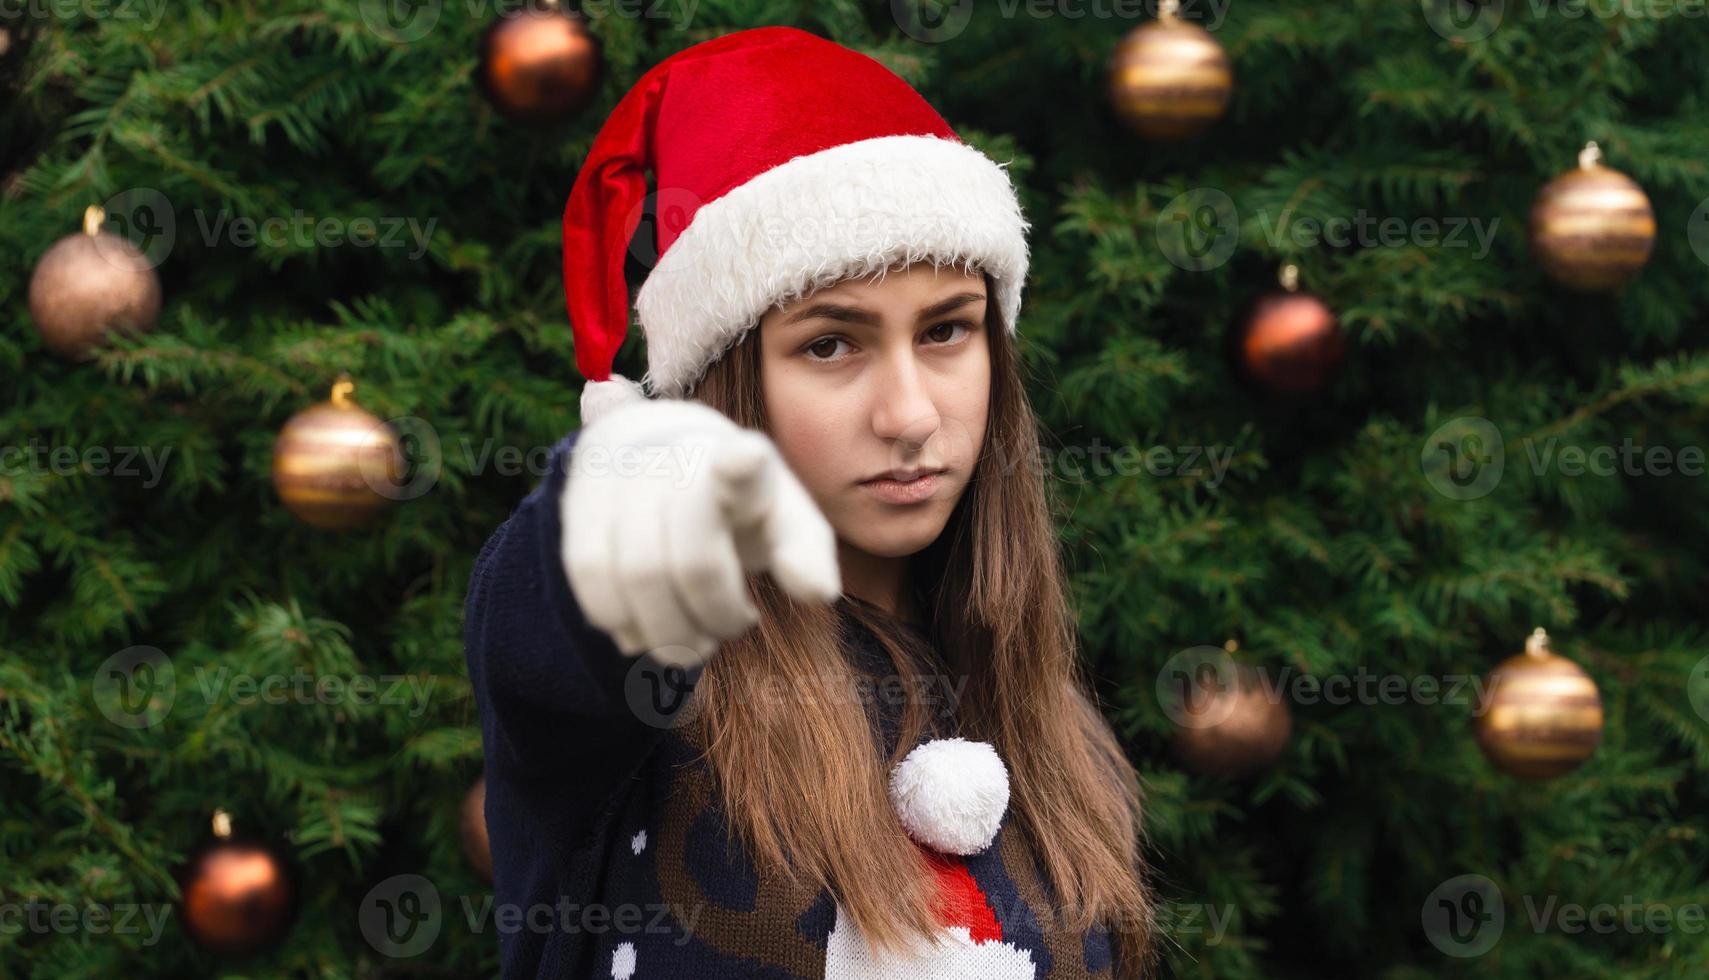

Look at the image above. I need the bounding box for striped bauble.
[1106,0,1232,142]
[1529,141,1655,292]
[271,377,403,530]
[1474,628,1605,780]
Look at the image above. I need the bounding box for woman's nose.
[870,348,941,452]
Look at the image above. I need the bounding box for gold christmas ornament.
[1169,652,1292,778]
[1106,0,1232,142]
[27,205,163,359]
[1473,628,1604,780]
[1529,141,1655,292]
[477,0,603,123]
[271,376,405,530]
[461,775,493,883]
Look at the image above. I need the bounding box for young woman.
[465,26,1158,980]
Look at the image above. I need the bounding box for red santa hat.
[563,26,1031,423]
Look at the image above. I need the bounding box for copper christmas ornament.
[477,3,603,123]
[28,205,162,359]
[1228,264,1346,395]
[1106,0,1232,142]
[461,775,493,883]
[177,810,297,955]
[271,376,405,530]
[1170,661,1292,778]
[1474,627,1604,780]
[1529,141,1655,292]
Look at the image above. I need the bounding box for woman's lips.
[859,472,942,504]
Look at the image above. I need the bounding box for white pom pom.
[580,373,648,427]
[888,737,1010,856]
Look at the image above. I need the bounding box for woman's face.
[757,262,990,562]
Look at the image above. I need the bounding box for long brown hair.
[682,268,1158,976]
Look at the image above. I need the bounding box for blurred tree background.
[2,0,1707,976]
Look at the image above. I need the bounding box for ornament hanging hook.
[212,809,233,839]
[330,373,355,409]
[1525,626,1550,657]
[1158,0,1181,21]
[1578,141,1601,170]
[82,205,105,237]
[1279,263,1300,292]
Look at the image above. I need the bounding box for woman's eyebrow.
[781,291,987,328]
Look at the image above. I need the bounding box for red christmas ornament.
[476,3,602,123]
[1227,264,1345,395]
[176,810,297,955]
[461,775,493,883]
[1169,659,1292,778]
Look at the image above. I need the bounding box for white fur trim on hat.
[580,373,648,427]
[634,134,1030,399]
[888,737,1011,856]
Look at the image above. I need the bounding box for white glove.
[560,392,842,666]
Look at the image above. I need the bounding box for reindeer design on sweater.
[639,736,1114,979]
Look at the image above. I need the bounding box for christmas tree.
[3,1,1707,976]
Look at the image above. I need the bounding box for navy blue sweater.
[464,428,1119,978]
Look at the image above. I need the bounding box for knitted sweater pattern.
[464,429,1118,979]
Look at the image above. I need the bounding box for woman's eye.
[927,320,975,344]
[801,321,973,363]
[804,336,850,362]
